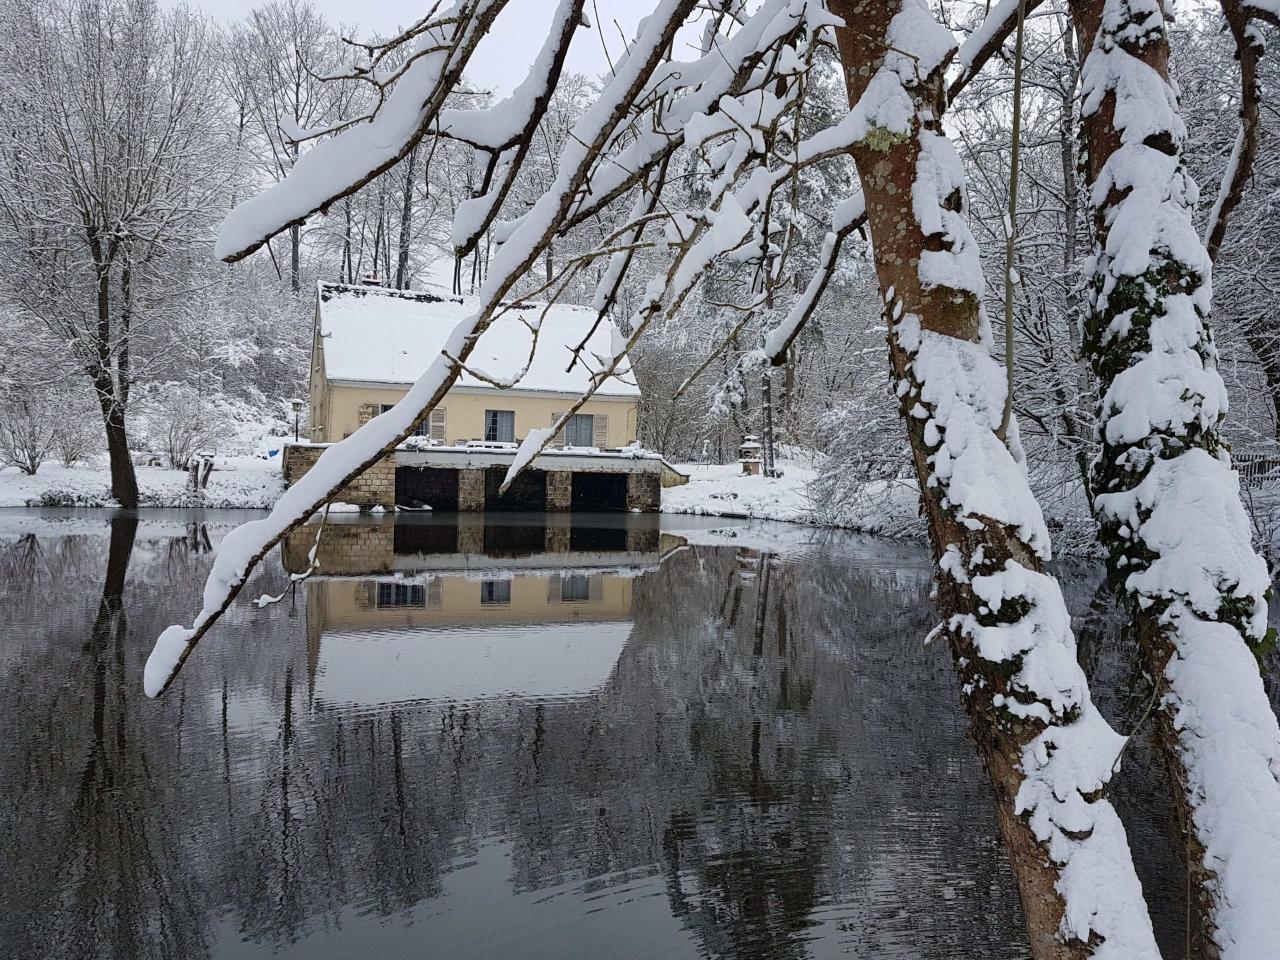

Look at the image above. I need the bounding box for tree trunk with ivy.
[1069,0,1280,955]
[829,2,1159,957]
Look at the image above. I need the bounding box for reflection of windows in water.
[480,579,511,604]
[377,582,426,607]
[559,574,591,602]
[484,409,515,443]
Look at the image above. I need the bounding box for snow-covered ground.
[662,460,819,524]
[0,455,285,509]
[661,459,925,537]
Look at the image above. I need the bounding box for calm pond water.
[2,509,1277,960]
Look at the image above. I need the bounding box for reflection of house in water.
[284,514,685,706]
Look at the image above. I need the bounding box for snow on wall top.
[316,282,641,398]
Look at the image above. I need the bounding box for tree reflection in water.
[0,512,1239,959]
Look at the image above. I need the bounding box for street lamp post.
[291,398,303,443]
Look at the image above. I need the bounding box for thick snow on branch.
[763,194,864,361]
[216,0,502,262]
[955,0,1023,75]
[437,0,582,151]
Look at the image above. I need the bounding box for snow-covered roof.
[316,282,640,398]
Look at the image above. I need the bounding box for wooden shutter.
[592,414,609,448]
[429,407,447,442]
[427,577,443,608]
[588,574,604,601]
[551,412,566,448]
[546,574,562,602]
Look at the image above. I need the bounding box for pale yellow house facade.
[309,283,641,449]
[310,572,635,633]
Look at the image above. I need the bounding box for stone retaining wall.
[283,444,396,508]
[283,444,664,512]
[626,473,661,512]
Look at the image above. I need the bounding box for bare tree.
[0,0,229,506]
[0,397,58,475]
[220,0,356,293]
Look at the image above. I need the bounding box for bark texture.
[831,2,1158,957]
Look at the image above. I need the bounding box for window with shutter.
[559,574,591,602]
[429,407,447,442]
[551,412,566,448]
[565,413,594,447]
[381,403,434,437]
[592,414,609,448]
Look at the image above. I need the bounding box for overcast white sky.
[183,0,653,94]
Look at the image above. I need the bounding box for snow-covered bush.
[135,382,232,470]
[51,401,102,467]
[0,396,58,475]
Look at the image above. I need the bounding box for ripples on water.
[1,510,1276,959]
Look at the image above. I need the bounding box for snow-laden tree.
[220,0,357,293]
[0,0,231,506]
[1070,0,1280,952]
[141,2,1280,956]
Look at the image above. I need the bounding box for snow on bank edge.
[0,458,285,510]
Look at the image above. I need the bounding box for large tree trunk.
[92,251,139,509]
[1069,0,1280,955]
[829,3,1158,957]
[96,380,138,510]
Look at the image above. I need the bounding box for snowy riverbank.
[0,456,285,509]
[660,459,924,538]
[660,461,819,524]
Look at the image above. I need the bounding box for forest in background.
[0,0,1276,553]
[0,0,1275,554]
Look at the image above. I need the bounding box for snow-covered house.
[308,282,641,448]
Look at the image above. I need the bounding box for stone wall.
[626,472,661,512]
[283,444,665,513]
[458,469,486,512]
[546,471,572,511]
[282,444,395,508]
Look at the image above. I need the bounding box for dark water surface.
[2,510,1277,960]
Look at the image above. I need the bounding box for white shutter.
[551,412,566,448]
[429,407,447,442]
[592,414,609,449]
